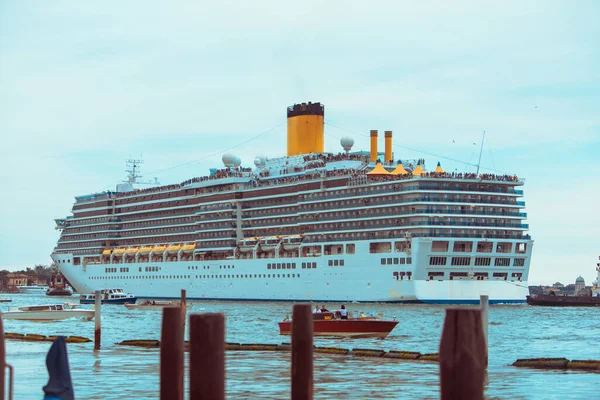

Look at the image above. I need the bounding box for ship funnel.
[287,102,324,156]
[384,131,393,163]
[370,130,378,162]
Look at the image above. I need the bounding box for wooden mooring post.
[480,294,489,367]
[189,313,225,400]
[180,289,187,338]
[439,309,486,400]
[160,307,183,400]
[0,318,5,400]
[94,290,101,350]
[291,304,313,400]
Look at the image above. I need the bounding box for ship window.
[476,241,493,253]
[496,242,512,254]
[429,257,447,266]
[287,263,291,269]
[431,241,449,252]
[407,257,412,264]
[387,258,393,264]
[340,260,344,266]
[292,263,296,269]
[516,243,527,254]
[451,257,471,266]
[267,264,271,269]
[494,258,510,267]
[312,262,317,268]
[302,262,306,269]
[513,258,525,267]
[333,260,338,266]
[381,259,386,265]
[474,257,491,266]
[453,242,473,252]
[328,260,333,266]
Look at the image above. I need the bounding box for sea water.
[3,294,598,399]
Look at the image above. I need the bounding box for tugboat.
[278,306,398,338]
[46,271,73,296]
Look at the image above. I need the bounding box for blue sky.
[1,1,599,285]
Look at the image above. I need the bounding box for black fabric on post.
[43,337,75,400]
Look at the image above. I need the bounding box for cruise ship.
[51,102,533,304]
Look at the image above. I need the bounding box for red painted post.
[189,313,225,400]
[160,306,183,400]
[291,304,313,400]
[439,309,486,400]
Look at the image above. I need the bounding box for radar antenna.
[124,158,160,186]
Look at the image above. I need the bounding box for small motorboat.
[0,298,12,303]
[124,300,193,311]
[278,310,398,339]
[80,288,137,304]
[17,285,49,294]
[526,293,600,307]
[1,303,94,321]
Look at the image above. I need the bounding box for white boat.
[17,285,49,294]
[239,238,259,253]
[282,235,304,251]
[124,300,193,311]
[80,289,137,304]
[51,102,534,304]
[1,303,94,321]
[259,236,281,252]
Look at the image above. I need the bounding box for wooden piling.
[180,289,187,338]
[291,304,313,400]
[439,309,486,400]
[480,294,489,367]
[0,318,5,400]
[160,307,183,400]
[189,313,225,400]
[94,290,101,350]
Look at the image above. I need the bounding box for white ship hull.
[53,239,531,304]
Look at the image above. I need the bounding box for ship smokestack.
[384,130,393,163]
[286,102,325,156]
[370,130,378,162]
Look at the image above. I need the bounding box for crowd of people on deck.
[109,150,519,199]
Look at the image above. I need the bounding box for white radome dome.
[232,156,242,168]
[254,157,262,167]
[222,153,235,167]
[341,136,354,152]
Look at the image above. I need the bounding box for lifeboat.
[113,248,126,257]
[238,238,259,253]
[139,246,154,255]
[181,243,196,254]
[260,236,281,252]
[153,244,167,254]
[125,247,139,257]
[282,235,304,251]
[167,244,182,254]
[102,249,112,256]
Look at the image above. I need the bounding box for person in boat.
[315,305,321,313]
[320,305,329,313]
[339,305,348,320]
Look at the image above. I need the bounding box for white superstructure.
[51,102,533,304]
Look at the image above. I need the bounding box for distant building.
[6,273,29,292]
[575,276,585,294]
[552,282,564,289]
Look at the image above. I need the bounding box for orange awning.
[366,162,390,175]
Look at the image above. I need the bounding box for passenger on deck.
[339,305,348,319]
[315,305,321,313]
[320,305,329,312]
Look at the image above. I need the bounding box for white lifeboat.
[238,238,259,253]
[259,236,281,252]
[282,235,304,251]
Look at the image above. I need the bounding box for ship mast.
[475,131,485,176]
[124,158,159,186]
